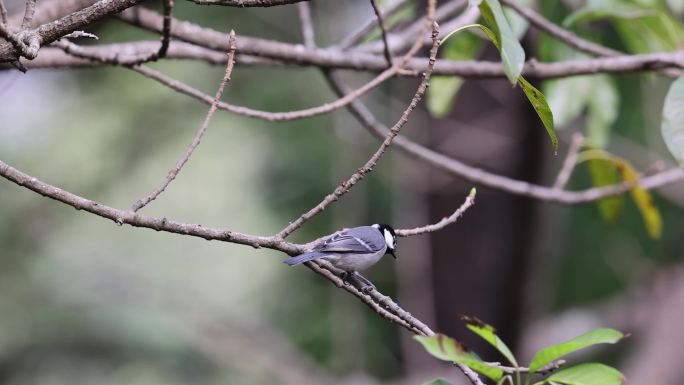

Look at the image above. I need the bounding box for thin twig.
[339,0,410,49]
[370,0,392,66]
[0,0,8,26]
[500,0,681,78]
[129,60,404,120]
[131,30,237,212]
[552,133,584,190]
[156,0,173,59]
[21,0,37,29]
[323,72,684,204]
[485,360,566,375]
[55,34,417,122]
[297,1,314,48]
[191,0,308,6]
[396,188,476,237]
[276,7,439,239]
[500,0,618,57]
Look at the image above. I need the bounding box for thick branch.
[0,159,302,254]
[0,0,149,62]
[115,8,684,78]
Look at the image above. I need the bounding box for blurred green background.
[2,0,684,384]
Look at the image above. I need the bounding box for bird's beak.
[389,249,396,259]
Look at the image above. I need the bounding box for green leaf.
[614,158,663,239]
[535,363,625,385]
[662,76,684,165]
[415,334,504,381]
[461,315,518,366]
[587,159,624,223]
[519,77,558,152]
[440,23,556,151]
[423,379,454,385]
[528,328,624,374]
[479,0,525,84]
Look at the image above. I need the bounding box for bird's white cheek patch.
[384,229,394,249]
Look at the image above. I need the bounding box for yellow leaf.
[613,158,662,239]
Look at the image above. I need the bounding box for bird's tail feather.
[283,252,326,266]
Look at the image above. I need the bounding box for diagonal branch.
[369,0,392,66]
[20,0,37,29]
[323,71,684,204]
[500,0,619,57]
[296,1,314,48]
[276,11,440,239]
[0,0,7,26]
[396,188,476,237]
[130,30,237,212]
[552,133,584,190]
[339,0,410,50]
[500,0,681,78]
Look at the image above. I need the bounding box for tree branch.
[131,30,237,212]
[276,11,440,239]
[338,0,410,50]
[189,0,308,6]
[296,1,314,48]
[396,188,476,237]
[323,73,684,204]
[20,0,37,29]
[552,133,583,190]
[369,0,392,66]
[0,0,150,62]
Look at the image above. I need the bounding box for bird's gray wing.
[318,227,384,253]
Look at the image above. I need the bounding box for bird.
[283,224,397,291]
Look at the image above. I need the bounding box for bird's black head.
[373,223,397,258]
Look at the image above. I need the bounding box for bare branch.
[0,0,7,26]
[130,30,237,212]
[339,0,410,50]
[0,0,150,62]
[486,359,566,375]
[116,8,684,79]
[20,0,37,29]
[500,0,681,78]
[190,0,308,6]
[500,0,619,57]
[324,73,684,204]
[396,188,476,237]
[276,14,440,239]
[154,0,174,59]
[552,133,584,190]
[128,58,410,121]
[369,0,392,66]
[0,159,302,254]
[296,2,315,48]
